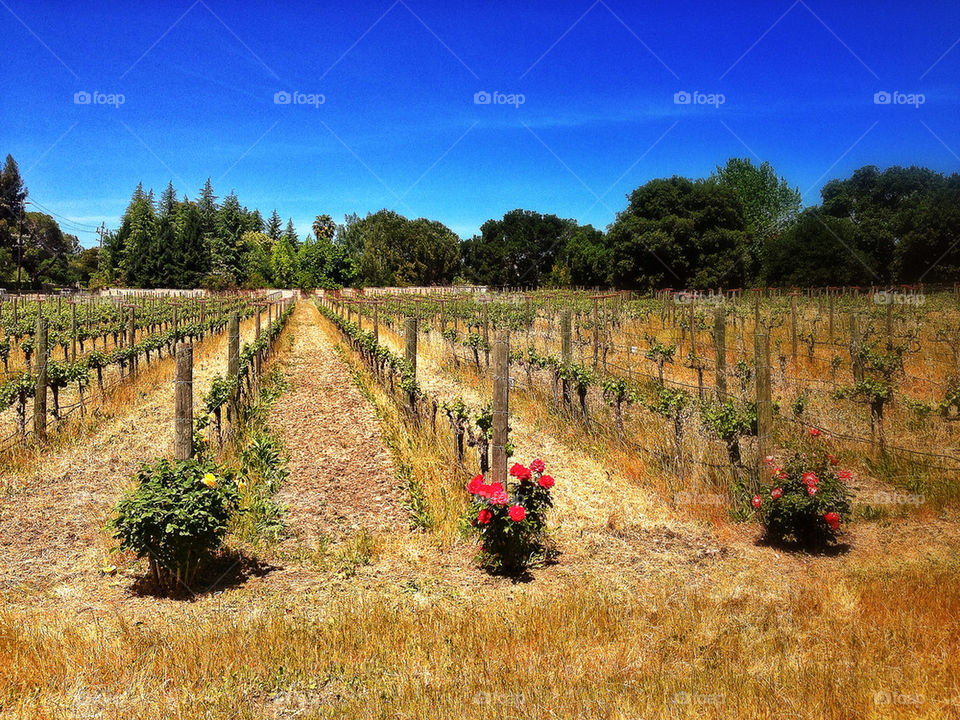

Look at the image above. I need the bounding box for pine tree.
[0,154,27,228]
[266,210,282,241]
[282,219,299,246]
[118,190,157,286]
[174,202,210,287]
[158,181,177,218]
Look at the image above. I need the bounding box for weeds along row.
[0,294,283,455]
[325,288,960,513]
[111,299,295,592]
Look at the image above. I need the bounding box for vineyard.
[2,288,960,719]
[323,287,960,511]
[0,293,278,452]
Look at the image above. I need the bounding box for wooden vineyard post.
[592,296,599,369]
[405,317,418,378]
[482,302,490,369]
[373,302,379,342]
[404,316,418,416]
[561,309,573,405]
[885,301,893,349]
[754,330,772,488]
[128,305,137,376]
[849,312,862,382]
[34,316,48,442]
[688,298,696,359]
[790,293,798,359]
[491,328,510,487]
[227,312,240,436]
[254,303,262,376]
[70,302,77,363]
[174,343,194,461]
[714,305,727,401]
[828,293,835,345]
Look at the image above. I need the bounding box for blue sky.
[2,0,959,247]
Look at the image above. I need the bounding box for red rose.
[763,455,775,466]
[809,428,822,437]
[824,511,840,530]
[828,453,839,466]
[477,484,493,499]
[838,470,852,481]
[477,508,492,525]
[490,490,509,506]
[802,472,819,486]
[538,474,555,489]
[509,463,531,480]
[807,485,818,496]
[508,505,526,522]
[776,470,788,480]
[752,495,762,509]
[771,487,783,500]
[467,475,483,494]
[530,459,545,473]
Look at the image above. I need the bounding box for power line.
[23,198,103,231]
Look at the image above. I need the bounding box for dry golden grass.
[2,301,960,719]
[2,554,959,719]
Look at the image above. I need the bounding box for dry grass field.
[2,295,959,719]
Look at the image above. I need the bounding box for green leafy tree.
[606,177,750,290]
[461,209,575,288]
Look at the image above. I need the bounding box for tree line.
[2,152,957,291]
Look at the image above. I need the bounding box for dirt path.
[0,316,260,609]
[272,303,404,548]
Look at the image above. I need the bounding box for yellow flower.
[237,477,247,491]
[202,473,218,488]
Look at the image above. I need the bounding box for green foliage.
[111,458,239,589]
[701,399,757,465]
[460,209,577,288]
[647,384,689,419]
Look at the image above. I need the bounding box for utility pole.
[96,222,107,249]
[16,205,24,295]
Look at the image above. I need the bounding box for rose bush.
[111,458,240,590]
[466,459,555,572]
[754,433,852,549]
